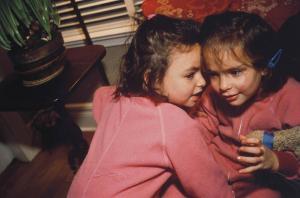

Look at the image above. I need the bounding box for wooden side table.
[0,45,108,172]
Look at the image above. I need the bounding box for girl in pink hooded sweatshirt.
[198,11,300,197]
[67,14,233,198]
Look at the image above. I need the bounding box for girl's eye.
[185,73,195,79]
[230,69,242,76]
[204,70,218,78]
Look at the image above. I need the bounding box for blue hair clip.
[267,49,283,69]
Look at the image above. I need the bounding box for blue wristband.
[263,131,274,149]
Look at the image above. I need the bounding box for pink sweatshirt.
[67,86,233,198]
[198,78,300,197]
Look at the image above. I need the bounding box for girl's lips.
[191,91,203,101]
[192,90,203,96]
[223,94,238,101]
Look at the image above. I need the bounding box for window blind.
[53,0,143,48]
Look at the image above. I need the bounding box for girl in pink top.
[198,11,300,197]
[67,15,233,198]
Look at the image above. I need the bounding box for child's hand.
[246,128,300,159]
[245,130,264,140]
[237,135,279,174]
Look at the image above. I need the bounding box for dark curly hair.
[200,11,288,95]
[114,14,202,102]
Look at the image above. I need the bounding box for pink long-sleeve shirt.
[67,86,233,198]
[198,78,300,197]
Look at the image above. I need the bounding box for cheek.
[239,77,260,94]
[160,80,184,99]
[237,82,248,91]
[169,84,193,101]
[159,75,174,94]
[210,78,220,90]
[172,86,190,97]
[165,81,180,94]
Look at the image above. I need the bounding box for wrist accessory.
[263,131,274,149]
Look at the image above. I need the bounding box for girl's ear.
[144,69,163,93]
[143,69,151,85]
[143,69,153,91]
[261,69,268,76]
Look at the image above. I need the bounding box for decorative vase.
[8,31,66,87]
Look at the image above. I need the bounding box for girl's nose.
[219,76,231,92]
[196,71,206,89]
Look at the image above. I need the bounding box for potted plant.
[0,0,65,87]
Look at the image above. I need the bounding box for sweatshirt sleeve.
[278,79,300,127]
[160,105,233,198]
[92,86,115,124]
[274,151,299,178]
[196,90,220,144]
[274,79,300,179]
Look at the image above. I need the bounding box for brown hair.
[200,11,288,95]
[114,14,202,102]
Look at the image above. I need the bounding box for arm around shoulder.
[246,127,300,178]
[160,105,233,197]
[278,78,300,125]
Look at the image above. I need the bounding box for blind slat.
[78,0,121,9]
[54,0,142,47]
[81,5,127,16]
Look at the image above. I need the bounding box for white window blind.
[53,0,143,48]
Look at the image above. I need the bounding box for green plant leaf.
[4,0,25,46]
[9,0,31,28]
[41,0,51,39]
[47,0,60,26]
[0,0,24,47]
[0,1,11,49]
[0,24,11,50]
[26,0,51,39]
[0,0,60,50]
